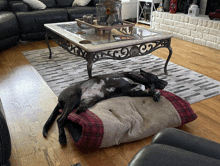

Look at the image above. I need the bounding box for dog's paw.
[75,106,87,114]
[59,136,67,146]
[153,91,161,102]
[42,126,48,138]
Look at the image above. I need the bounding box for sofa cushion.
[16,8,68,34]
[66,6,96,20]
[9,1,31,12]
[66,90,197,148]
[72,0,91,6]
[20,31,46,41]
[56,0,74,7]
[23,0,46,10]
[0,11,20,39]
[40,0,57,8]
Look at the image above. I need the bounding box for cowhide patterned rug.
[23,46,220,104]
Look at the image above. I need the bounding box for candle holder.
[82,14,94,24]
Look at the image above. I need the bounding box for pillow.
[65,90,197,148]
[72,0,91,6]
[23,0,46,10]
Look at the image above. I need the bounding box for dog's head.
[140,69,168,90]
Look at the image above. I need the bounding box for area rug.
[22,46,220,104]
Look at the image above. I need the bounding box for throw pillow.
[65,90,197,148]
[72,0,91,6]
[23,0,46,10]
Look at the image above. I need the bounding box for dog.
[43,69,168,145]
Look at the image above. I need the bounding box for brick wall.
[151,11,220,50]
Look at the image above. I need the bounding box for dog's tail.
[43,103,62,137]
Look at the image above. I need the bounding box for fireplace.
[205,0,220,15]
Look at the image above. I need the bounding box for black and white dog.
[43,69,167,145]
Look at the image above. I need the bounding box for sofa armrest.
[9,1,31,12]
[151,128,220,161]
[0,99,11,166]
[128,144,220,166]
[0,0,8,11]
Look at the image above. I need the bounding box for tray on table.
[75,18,135,35]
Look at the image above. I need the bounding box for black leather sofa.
[0,0,98,50]
[0,99,11,166]
[128,128,220,166]
[0,0,20,50]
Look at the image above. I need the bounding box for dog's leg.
[75,96,103,114]
[125,89,161,101]
[57,94,81,145]
[140,69,158,83]
[124,72,151,87]
[75,99,88,114]
[43,103,62,137]
[140,69,168,89]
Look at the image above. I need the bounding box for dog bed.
[65,90,197,148]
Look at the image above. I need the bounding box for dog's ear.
[125,72,150,85]
[140,69,168,89]
[140,69,158,83]
[155,79,168,90]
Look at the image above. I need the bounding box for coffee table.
[44,21,173,78]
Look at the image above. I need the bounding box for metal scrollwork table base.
[45,23,172,78]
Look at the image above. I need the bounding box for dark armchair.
[129,128,220,166]
[0,0,20,51]
[0,99,11,166]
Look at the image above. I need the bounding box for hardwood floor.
[0,34,220,166]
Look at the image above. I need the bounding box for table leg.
[45,33,52,59]
[86,52,94,78]
[164,39,172,75]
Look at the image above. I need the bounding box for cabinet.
[136,0,161,25]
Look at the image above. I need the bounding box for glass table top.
[56,22,160,46]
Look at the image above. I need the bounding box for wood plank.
[0,25,220,166]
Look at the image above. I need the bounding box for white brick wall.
[194,38,206,46]
[185,23,197,31]
[179,28,191,36]
[151,11,220,50]
[217,37,220,44]
[191,31,203,39]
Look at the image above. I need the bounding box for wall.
[151,11,220,50]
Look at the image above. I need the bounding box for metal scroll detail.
[46,30,170,64]
[92,39,171,63]
[46,30,172,76]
